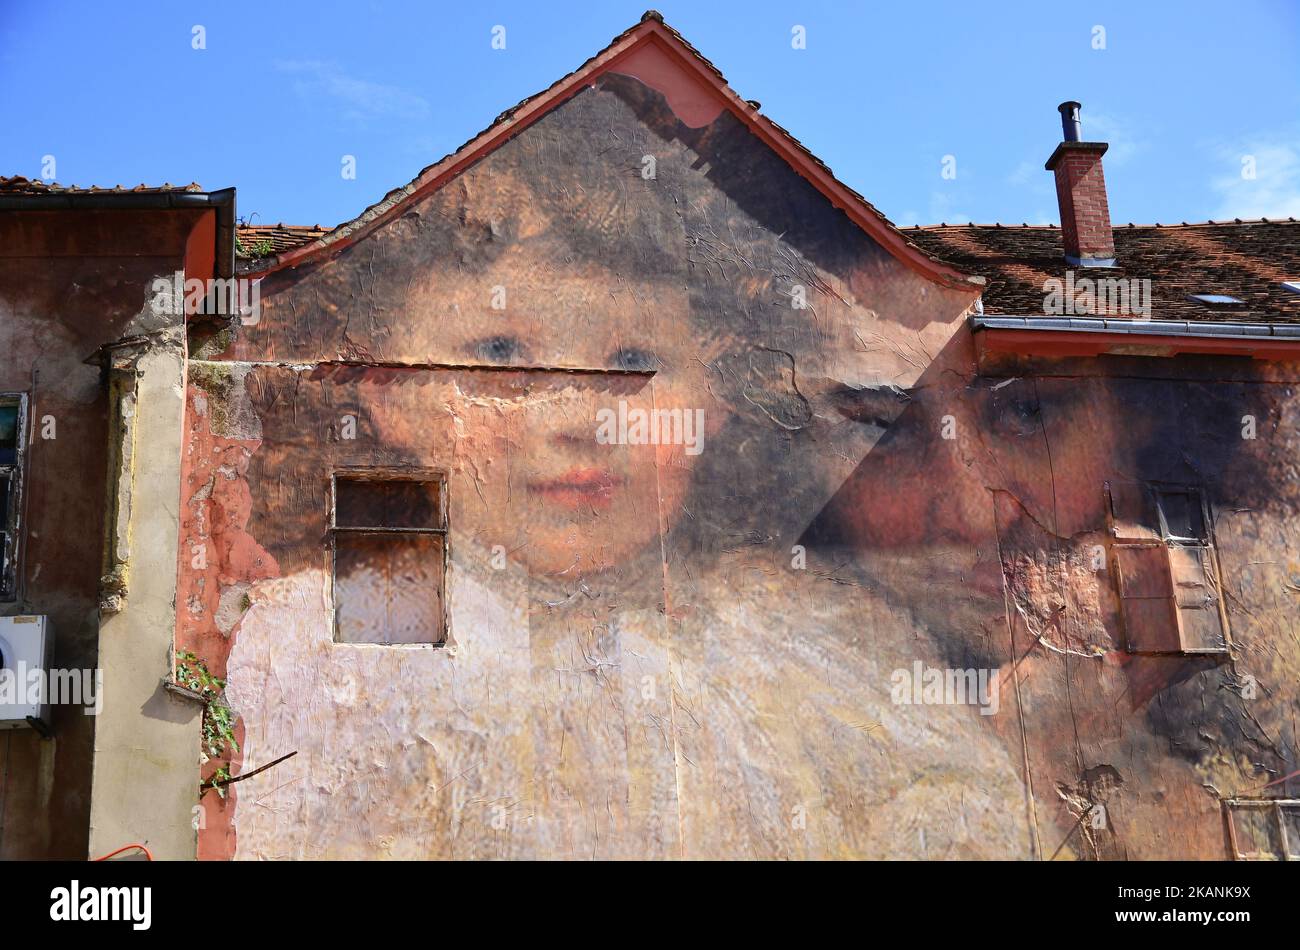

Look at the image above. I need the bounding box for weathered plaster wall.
[0,210,205,859]
[181,72,1016,860]
[181,73,1298,859]
[88,340,201,861]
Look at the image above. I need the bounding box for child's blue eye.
[611,348,657,371]
[473,335,522,363]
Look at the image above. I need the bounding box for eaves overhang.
[0,187,238,277]
[971,315,1300,361]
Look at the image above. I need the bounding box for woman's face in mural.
[386,243,726,578]
[816,375,1132,616]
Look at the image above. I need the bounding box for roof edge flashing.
[971,316,1300,361]
[972,316,1300,340]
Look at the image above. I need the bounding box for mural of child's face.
[388,244,726,578]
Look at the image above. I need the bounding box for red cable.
[91,843,154,862]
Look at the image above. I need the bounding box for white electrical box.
[0,615,53,731]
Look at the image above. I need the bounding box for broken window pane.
[0,404,16,466]
[335,477,443,530]
[1155,488,1206,541]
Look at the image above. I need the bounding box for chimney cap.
[1044,140,1108,171]
[1058,101,1083,142]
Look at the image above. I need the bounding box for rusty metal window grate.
[330,471,448,646]
[1225,800,1300,861]
[0,394,27,602]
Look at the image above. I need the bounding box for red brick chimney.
[1045,101,1116,267]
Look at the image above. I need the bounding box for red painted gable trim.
[254,20,980,291]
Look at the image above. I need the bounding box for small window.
[1281,281,1300,295]
[0,394,27,601]
[1154,487,1206,543]
[1188,293,1245,307]
[1225,800,1300,861]
[1107,483,1229,654]
[330,472,447,645]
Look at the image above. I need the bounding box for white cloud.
[926,191,971,225]
[276,60,430,123]
[1007,159,1041,189]
[1006,159,1056,217]
[1080,111,1144,168]
[1212,139,1300,220]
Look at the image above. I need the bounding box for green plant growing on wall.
[251,239,274,258]
[176,649,240,798]
[233,237,274,259]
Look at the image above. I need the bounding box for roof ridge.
[245,13,979,288]
[239,223,329,231]
[1,174,204,195]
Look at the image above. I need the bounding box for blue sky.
[2,0,1298,229]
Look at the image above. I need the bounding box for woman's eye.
[610,348,657,371]
[471,335,523,364]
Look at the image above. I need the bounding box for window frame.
[1224,799,1300,861]
[1107,481,1231,655]
[1187,293,1246,307]
[1154,484,1230,654]
[0,392,28,602]
[328,468,450,647]
[1152,485,1209,545]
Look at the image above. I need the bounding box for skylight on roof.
[1189,294,1245,306]
[1283,281,1300,295]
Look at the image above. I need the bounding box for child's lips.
[529,468,624,508]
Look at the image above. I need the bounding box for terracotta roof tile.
[236,223,332,259]
[906,220,1300,323]
[0,175,204,195]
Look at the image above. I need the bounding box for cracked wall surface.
[0,209,207,859]
[179,72,1299,859]
[813,355,1300,859]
